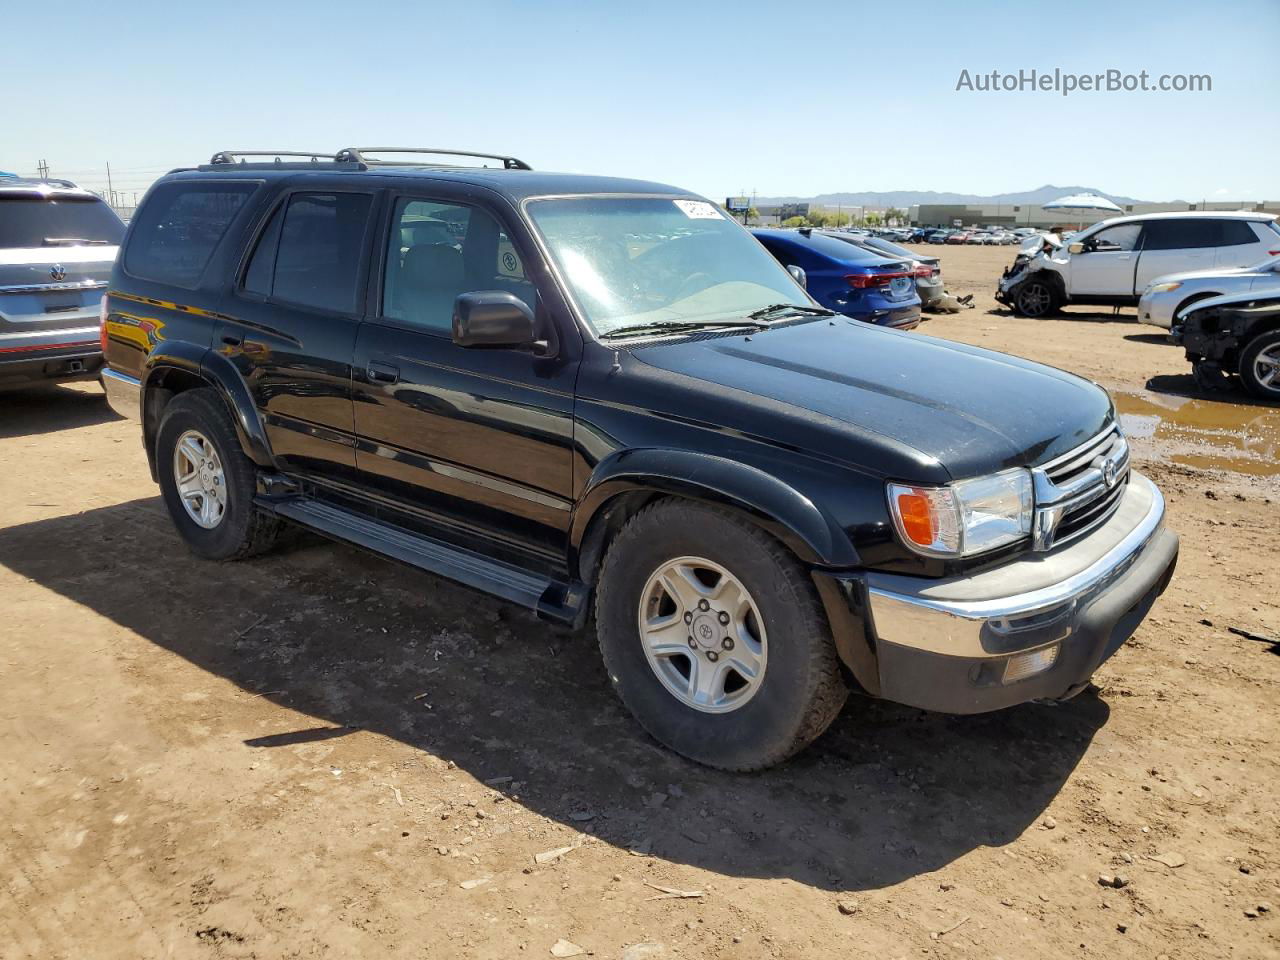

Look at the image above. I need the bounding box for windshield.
[526,196,809,336]
[0,195,125,249]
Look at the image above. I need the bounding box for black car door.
[216,186,378,482]
[349,185,580,574]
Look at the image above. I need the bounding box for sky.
[2,0,1276,204]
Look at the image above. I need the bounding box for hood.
[1180,287,1280,318]
[1149,263,1275,286]
[629,319,1113,480]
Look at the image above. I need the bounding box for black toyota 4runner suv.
[103,149,1179,770]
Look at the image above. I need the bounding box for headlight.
[1146,281,1183,294]
[888,468,1033,557]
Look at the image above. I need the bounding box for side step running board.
[262,497,585,624]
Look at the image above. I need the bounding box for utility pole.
[106,162,115,207]
[37,159,49,179]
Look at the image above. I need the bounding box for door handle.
[221,334,243,347]
[367,361,400,384]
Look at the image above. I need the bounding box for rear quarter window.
[1219,220,1262,246]
[124,181,257,287]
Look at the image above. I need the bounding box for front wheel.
[155,389,280,560]
[1239,329,1280,400]
[595,500,847,770]
[1014,277,1061,318]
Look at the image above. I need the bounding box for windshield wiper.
[747,303,835,321]
[42,237,111,246]
[599,319,766,340]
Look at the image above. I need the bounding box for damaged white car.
[996,212,1280,318]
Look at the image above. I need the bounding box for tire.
[155,389,280,560]
[1239,329,1280,400]
[595,500,847,770]
[1013,276,1061,318]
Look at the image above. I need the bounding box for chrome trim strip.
[102,368,141,421]
[869,478,1165,623]
[0,279,107,294]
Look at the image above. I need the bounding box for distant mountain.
[753,185,1149,208]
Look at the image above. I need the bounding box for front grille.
[1032,425,1130,551]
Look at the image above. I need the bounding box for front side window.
[248,192,373,313]
[382,198,534,333]
[1086,223,1142,252]
[125,181,255,286]
[526,196,807,337]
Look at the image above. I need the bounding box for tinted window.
[1219,220,1259,246]
[383,198,534,333]
[125,182,255,286]
[271,193,373,313]
[1141,219,1220,251]
[0,195,125,249]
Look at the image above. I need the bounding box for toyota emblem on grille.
[50,264,66,282]
[1100,456,1118,488]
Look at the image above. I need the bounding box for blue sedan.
[752,228,922,329]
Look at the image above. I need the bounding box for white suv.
[996,211,1280,318]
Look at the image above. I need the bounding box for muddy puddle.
[1114,391,1280,478]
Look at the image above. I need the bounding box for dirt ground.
[2,245,1278,960]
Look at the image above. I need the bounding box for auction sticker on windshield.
[672,199,723,220]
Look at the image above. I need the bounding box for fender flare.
[569,448,858,576]
[141,344,275,469]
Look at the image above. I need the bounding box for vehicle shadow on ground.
[985,307,1137,324]
[0,385,120,438]
[0,498,1107,893]
[1124,333,1174,346]
[1146,373,1280,408]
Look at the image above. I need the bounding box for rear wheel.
[1014,276,1061,318]
[595,500,847,770]
[1240,329,1280,399]
[155,389,279,560]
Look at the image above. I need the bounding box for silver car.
[1138,258,1280,329]
[0,177,124,390]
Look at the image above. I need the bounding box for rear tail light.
[847,270,911,289]
[1269,249,1280,256]
[98,294,109,353]
[912,265,936,278]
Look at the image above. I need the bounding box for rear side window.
[1219,220,1260,246]
[1141,219,1220,251]
[125,181,256,286]
[243,192,372,313]
[0,195,125,249]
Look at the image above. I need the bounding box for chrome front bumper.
[851,472,1178,713]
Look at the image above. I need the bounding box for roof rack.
[334,147,532,170]
[208,150,334,165]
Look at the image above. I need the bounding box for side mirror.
[1068,242,1085,255]
[452,291,545,353]
[786,264,807,288]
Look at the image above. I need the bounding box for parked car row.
[84,148,1178,770]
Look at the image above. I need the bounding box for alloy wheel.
[637,556,767,714]
[172,429,227,529]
